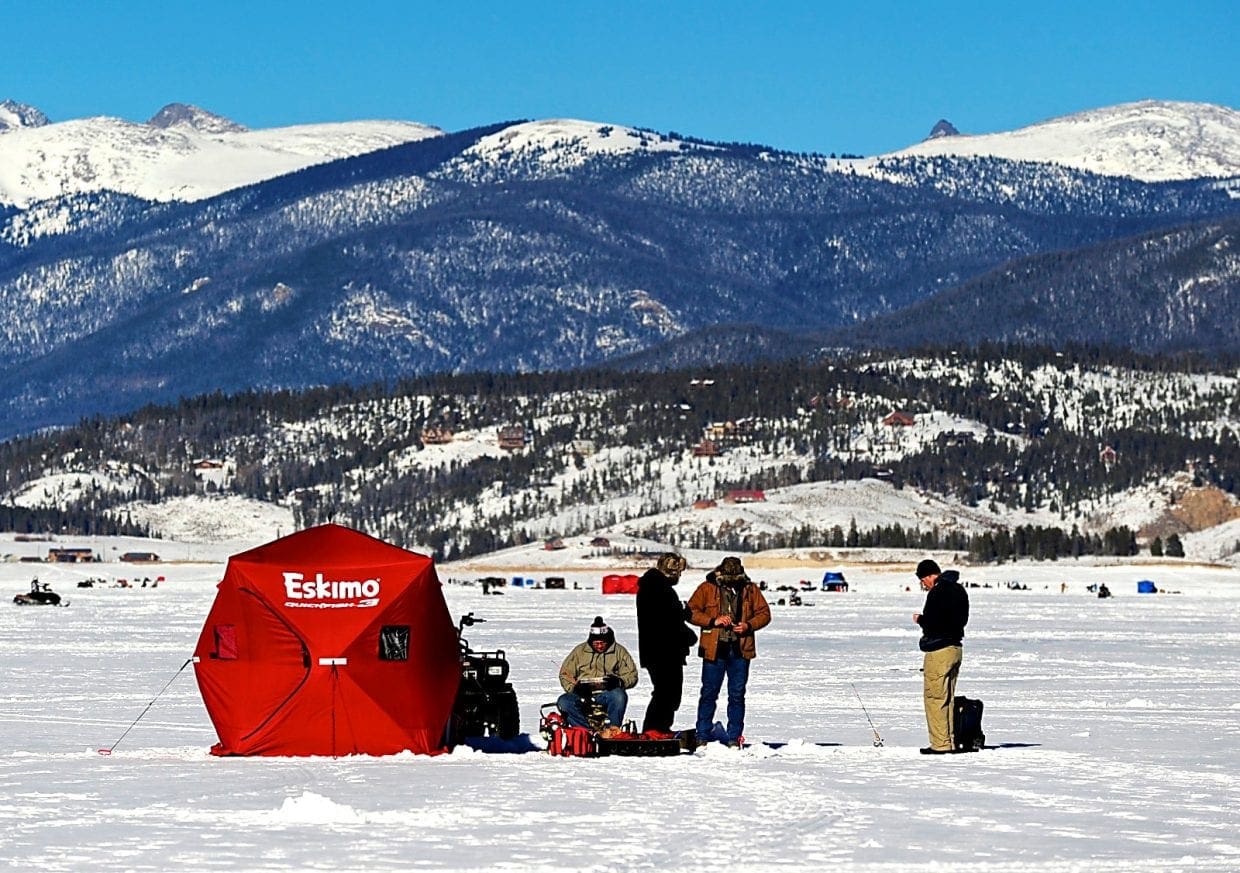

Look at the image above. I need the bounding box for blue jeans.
[557,689,628,728]
[696,644,751,742]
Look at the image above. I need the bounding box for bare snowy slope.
[884,100,1240,182]
[0,111,442,206]
[438,118,708,181]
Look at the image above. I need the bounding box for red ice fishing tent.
[193,524,460,757]
[602,573,640,594]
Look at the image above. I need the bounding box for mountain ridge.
[890,99,1240,181]
[0,102,1238,436]
[1,99,1236,208]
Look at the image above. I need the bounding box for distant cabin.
[725,489,766,504]
[589,537,611,548]
[882,411,916,427]
[936,430,976,447]
[48,547,94,563]
[121,552,160,563]
[1100,445,1118,464]
[705,420,754,442]
[420,427,454,445]
[692,439,721,457]
[543,537,567,551]
[192,458,230,488]
[693,498,718,510]
[497,425,527,451]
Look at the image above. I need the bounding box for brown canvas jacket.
[687,578,772,660]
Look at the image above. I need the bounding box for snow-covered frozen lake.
[1,558,1238,871]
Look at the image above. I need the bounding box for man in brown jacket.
[687,556,772,746]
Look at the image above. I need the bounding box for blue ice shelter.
[1137,580,1158,594]
[822,571,849,592]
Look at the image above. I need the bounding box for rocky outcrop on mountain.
[147,102,247,134]
[0,99,50,131]
[926,119,959,139]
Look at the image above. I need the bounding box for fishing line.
[850,682,884,747]
[97,657,193,756]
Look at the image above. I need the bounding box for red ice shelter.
[602,573,640,594]
[193,524,460,756]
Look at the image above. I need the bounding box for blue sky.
[4,0,1236,155]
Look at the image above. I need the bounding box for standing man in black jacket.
[636,553,697,735]
[912,558,969,754]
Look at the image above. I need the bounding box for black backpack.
[953,696,985,752]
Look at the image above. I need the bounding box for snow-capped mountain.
[0,99,49,131]
[0,104,442,206]
[1,101,1239,434]
[886,100,1240,181]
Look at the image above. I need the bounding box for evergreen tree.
[1165,534,1185,558]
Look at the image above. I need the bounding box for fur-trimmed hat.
[587,615,615,647]
[656,553,687,580]
[715,555,747,583]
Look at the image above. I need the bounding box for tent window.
[379,625,409,661]
[214,624,238,660]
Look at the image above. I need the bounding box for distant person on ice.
[636,553,697,735]
[688,556,772,747]
[913,559,970,755]
[557,616,638,738]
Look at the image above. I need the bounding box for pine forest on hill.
[0,345,1235,562]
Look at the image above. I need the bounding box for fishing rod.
[850,682,884,747]
[97,657,194,756]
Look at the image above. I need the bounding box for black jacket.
[916,570,969,652]
[636,569,697,667]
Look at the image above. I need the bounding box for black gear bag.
[953,696,985,752]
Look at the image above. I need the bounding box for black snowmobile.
[13,579,66,606]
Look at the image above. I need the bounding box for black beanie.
[588,616,615,646]
[915,559,941,579]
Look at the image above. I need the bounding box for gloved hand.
[572,682,594,699]
[603,675,621,690]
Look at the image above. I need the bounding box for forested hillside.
[2,346,1235,561]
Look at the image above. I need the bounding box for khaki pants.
[922,645,962,751]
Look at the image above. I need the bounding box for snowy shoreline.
[2,549,1238,871]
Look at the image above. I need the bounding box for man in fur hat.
[687,556,771,746]
[636,553,697,735]
[557,616,639,737]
